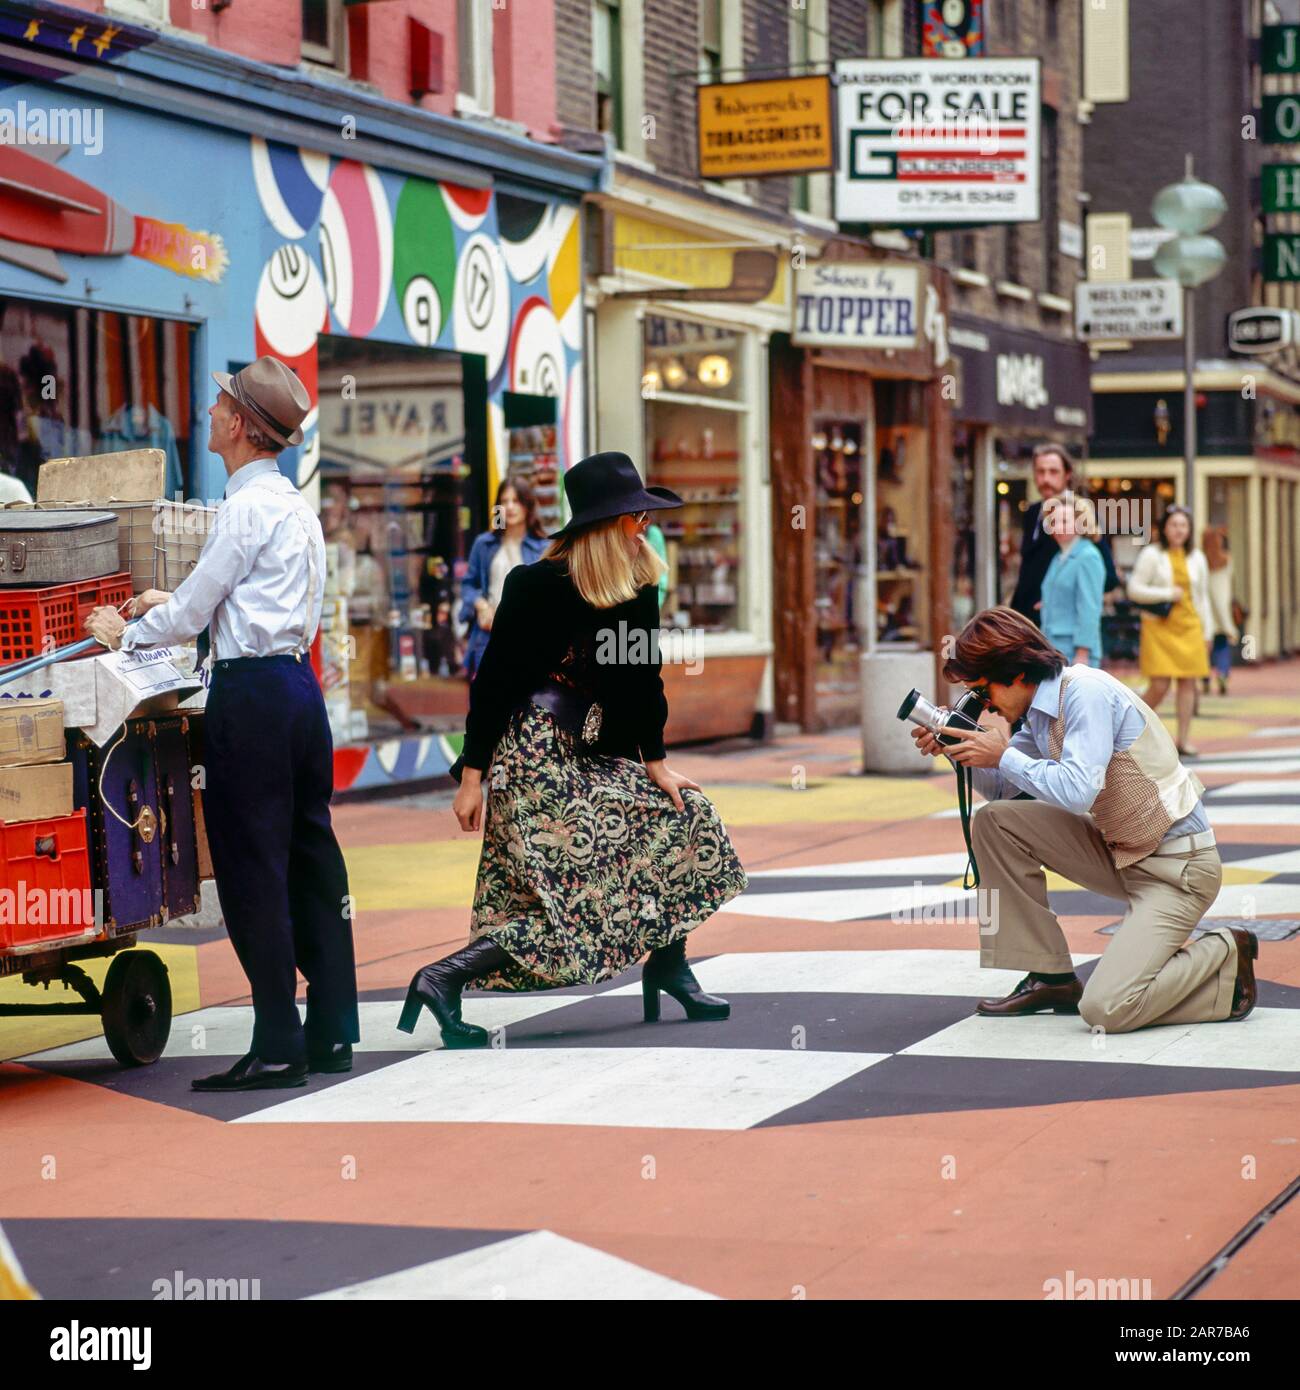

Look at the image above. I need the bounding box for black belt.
[526,679,603,745]
[213,652,306,672]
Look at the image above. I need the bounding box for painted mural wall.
[0,78,584,507]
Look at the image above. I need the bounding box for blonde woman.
[1128,505,1212,756]
[1202,526,1240,696]
[1039,492,1106,667]
[399,451,748,1048]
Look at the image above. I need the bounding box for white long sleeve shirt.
[970,666,1209,840]
[120,457,325,660]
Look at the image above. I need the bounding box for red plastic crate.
[0,572,133,665]
[0,810,95,951]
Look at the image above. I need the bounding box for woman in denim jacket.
[460,475,547,677]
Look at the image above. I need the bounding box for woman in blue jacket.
[1039,491,1106,667]
[461,476,548,677]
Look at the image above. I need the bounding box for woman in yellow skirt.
[1127,505,1211,756]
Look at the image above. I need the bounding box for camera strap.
[955,763,980,889]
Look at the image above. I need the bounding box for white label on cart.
[110,647,193,697]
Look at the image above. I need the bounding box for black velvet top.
[450,557,669,781]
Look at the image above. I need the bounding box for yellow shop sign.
[697,74,834,180]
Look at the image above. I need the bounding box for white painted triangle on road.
[234,1045,888,1131]
[902,1007,1300,1073]
[309,1229,718,1300]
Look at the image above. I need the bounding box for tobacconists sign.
[834,58,1040,225]
[697,75,834,180]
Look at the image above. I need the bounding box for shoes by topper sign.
[834,58,1040,226]
[697,75,834,181]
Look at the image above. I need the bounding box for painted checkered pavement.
[4,673,1300,1300]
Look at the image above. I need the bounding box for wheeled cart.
[0,711,212,1067]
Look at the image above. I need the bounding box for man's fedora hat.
[211,356,311,448]
[550,451,683,539]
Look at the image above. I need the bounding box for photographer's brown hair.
[943,606,1068,687]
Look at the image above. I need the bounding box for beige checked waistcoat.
[1047,671,1206,868]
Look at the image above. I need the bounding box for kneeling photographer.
[908,606,1256,1032]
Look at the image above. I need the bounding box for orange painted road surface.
[2,663,1298,1300]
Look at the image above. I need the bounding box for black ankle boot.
[642,937,729,1023]
[397,937,512,1048]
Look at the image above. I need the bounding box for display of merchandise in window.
[874,380,929,646]
[812,420,865,699]
[642,315,744,632]
[0,298,195,502]
[317,338,485,732]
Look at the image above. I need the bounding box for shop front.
[947,314,1093,623]
[589,185,790,743]
[770,249,952,733]
[1089,368,1300,661]
[0,9,600,793]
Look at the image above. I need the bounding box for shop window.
[812,420,866,701]
[874,378,930,645]
[317,336,488,728]
[642,314,745,633]
[951,427,977,631]
[0,296,195,501]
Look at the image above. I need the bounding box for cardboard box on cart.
[36,448,216,593]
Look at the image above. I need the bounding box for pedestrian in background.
[1010,443,1120,623]
[1202,525,1240,696]
[1009,443,1074,622]
[399,451,748,1050]
[1128,505,1211,757]
[459,475,547,678]
[1040,492,1106,668]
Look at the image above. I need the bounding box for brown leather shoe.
[976,974,1083,1017]
[1225,928,1260,1021]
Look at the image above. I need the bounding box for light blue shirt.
[970,666,1209,842]
[1040,538,1105,667]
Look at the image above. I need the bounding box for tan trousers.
[970,799,1237,1032]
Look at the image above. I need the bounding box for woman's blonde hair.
[544,518,667,608]
[1043,490,1098,539]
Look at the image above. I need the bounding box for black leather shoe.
[397,937,513,1048]
[191,1053,309,1092]
[307,1042,353,1074]
[643,937,729,1022]
[1226,928,1260,1021]
[976,974,1082,1017]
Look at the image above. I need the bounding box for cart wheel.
[101,951,172,1067]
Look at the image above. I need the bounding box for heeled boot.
[642,936,729,1022]
[397,937,513,1048]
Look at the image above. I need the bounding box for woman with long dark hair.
[1127,505,1211,756]
[459,475,547,678]
[399,451,748,1047]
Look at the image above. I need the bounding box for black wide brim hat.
[549,450,683,539]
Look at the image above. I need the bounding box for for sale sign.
[834,58,1040,225]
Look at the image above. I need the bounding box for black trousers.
[202,655,359,1063]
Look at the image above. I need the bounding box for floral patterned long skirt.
[467,702,749,990]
